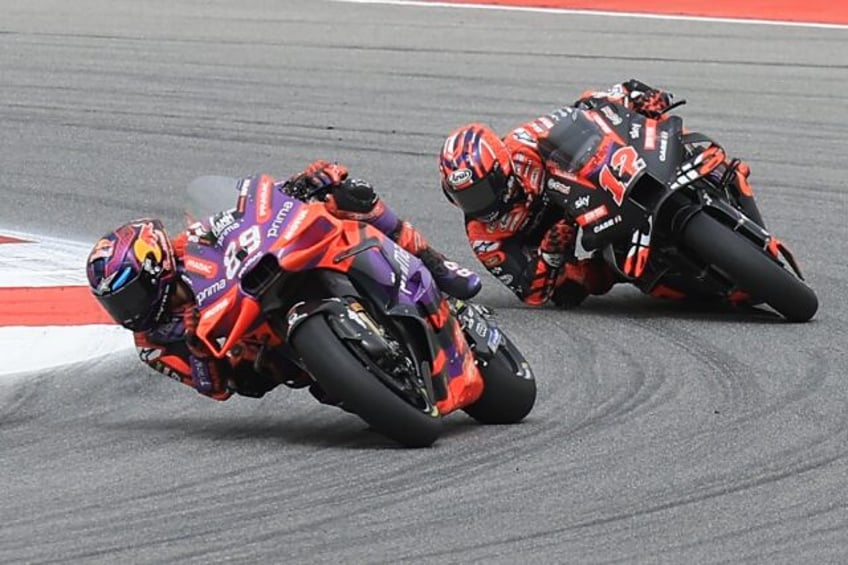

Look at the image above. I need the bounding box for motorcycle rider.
[86,162,483,413]
[439,79,765,308]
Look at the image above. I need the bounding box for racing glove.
[286,160,349,201]
[188,354,229,400]
[627,85,673,118]
[538,219,575,269]
[182,306,231,401]
[525,219,576,305]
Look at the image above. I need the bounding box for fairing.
[540,100,801,298]
[181,174,439,359]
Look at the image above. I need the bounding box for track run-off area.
[1,0,847,563]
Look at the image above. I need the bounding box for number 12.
[598,146,646,205]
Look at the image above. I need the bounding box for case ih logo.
[185,256,218,278]
[255,176,274,224]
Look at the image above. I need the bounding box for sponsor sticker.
[644,120,658,151]
[196,278,227,306]
[255,177,274,223]
[185,256,219,279]
[575,205,609,227]
[600,105,623,125]
[447,168,473,188]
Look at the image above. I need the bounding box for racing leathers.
[134,166,484,413]
[466,79,762,308]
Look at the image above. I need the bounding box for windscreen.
[184,175,244,226]
[538,111,604,174]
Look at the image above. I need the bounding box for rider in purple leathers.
[86,162,483,409]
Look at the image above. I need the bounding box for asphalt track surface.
[2,1,847,563]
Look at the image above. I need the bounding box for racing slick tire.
[291,315,443,447]
[463,337,536,425]
[681,211,818,322]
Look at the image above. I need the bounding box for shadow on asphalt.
[114,410,485,450]
[477,291,790,325]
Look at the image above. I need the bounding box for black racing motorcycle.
[538,100,818,322]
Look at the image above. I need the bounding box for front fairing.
[182,175,316,355]
[181,174,444,356]
[540,103,684,253]
[183,175,309,305]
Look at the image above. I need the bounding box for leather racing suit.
[465,79,761,308]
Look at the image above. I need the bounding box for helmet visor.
[449,169,510,218]
[95,269,161,331]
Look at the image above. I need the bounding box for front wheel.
[291,315,443,447]
[681,212,818,322]
[463,336,536,424]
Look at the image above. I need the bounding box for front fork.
[449,299,534,381]
[449,299,500,363]
[673,191,806,280]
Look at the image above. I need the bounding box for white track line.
[0,325,132,379]
[0,229,91,286]
[335,0,848,30]
[0,231,133,379]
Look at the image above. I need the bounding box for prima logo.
[196,278,226,306]
[267,201,295,238]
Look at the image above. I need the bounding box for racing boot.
[417,245,482,300]
[391,218,481,299]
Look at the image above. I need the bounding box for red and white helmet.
[439,123,515,220]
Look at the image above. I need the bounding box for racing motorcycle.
[183,175,536,447]
[538,101,818,322]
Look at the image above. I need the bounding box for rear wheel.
[291,315,443,447]
[463,336,536,424]
[681,212,818,322]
